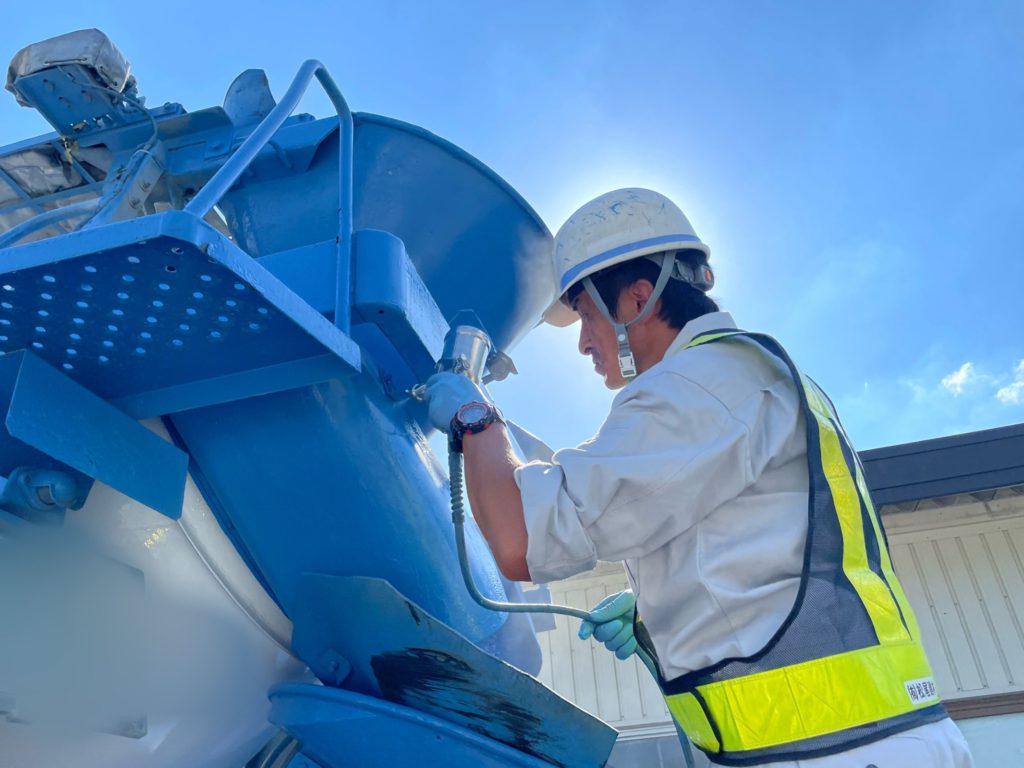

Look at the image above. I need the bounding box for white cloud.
[834,355,1024,449]
[941,362,976,396]
[996,360,1024,405]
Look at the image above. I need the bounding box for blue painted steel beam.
[0,351,187,519]
[111,353,352,418]
[0,131,62,158]
[0,103,186,161]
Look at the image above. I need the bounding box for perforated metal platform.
[0,211,360,418]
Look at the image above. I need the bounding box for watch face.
[457,403,489,425]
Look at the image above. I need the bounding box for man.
[425,188,973,766]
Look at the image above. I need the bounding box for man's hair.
[565,250,719,329]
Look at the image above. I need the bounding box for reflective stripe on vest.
[656,330,942,761]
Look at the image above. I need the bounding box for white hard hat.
[544,188,711,327]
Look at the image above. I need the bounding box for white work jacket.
[516,311,809,680]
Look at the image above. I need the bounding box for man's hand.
[424,372,488,433]
[579,590,638,660]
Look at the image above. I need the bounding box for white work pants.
[697,718,974,768]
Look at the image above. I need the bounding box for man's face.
[572,289,630,389]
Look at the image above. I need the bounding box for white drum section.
[0,422,307,768]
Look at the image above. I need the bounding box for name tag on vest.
[904,677,939,705]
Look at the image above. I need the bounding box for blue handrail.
[185,60,354,335]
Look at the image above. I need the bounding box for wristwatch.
[450,401,503,453]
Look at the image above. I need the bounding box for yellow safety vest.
[640,330,946,765]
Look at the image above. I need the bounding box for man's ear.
[627,279,656,321]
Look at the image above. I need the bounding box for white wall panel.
[888,515,1024,699]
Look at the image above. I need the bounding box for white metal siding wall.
[888,516,1024,700]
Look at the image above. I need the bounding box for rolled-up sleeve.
[515,371,754,584]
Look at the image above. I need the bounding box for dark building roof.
[860,423,1024,507]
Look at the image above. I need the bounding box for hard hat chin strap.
[581,252,676,380]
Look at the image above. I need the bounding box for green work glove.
[578,590,638,660]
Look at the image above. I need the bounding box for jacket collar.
[665,311,738,357]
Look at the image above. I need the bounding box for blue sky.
[2,2,1022,451]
